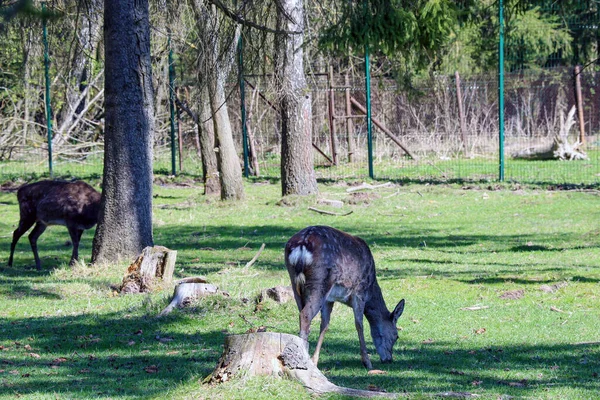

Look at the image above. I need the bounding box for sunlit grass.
[0,180,598,399]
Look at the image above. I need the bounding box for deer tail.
[287,244,313,295]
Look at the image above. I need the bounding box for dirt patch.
[499,289,525,300]
[346,192,380,205]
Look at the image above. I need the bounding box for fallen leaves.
[474,328,486,335]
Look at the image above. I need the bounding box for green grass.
[0,180,599,399]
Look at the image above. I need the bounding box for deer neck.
[363,281,389,326]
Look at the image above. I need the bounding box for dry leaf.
[475,328,486,335]
[29,352,41,358]
[144,365,159,373]
[166,351,180,355]
[368,369,387,375]
[24,344,32,351]
[422,338,435,344]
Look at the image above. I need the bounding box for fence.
[0,1,599,186]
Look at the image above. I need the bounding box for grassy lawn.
[0,179,599,399]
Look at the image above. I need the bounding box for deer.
[8,180,102,270]
[285,225,405,370]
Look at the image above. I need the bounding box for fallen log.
[119,246,176,294]
[511,107,587,161]
[207,332,401,398]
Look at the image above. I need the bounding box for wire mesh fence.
[1,1,599,186]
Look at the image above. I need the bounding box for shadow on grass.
[316,338,600,396]
[1,309,599,398]
[0,310,225,398]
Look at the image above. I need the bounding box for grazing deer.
[285,225,405,370]
[8,180,101,270]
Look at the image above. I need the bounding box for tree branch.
[206,0,301,34]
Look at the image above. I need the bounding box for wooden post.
[574,65,586,145]
[176,88,184,172]
[345,73,355,163]
[350,96,417,160]
[455,71,468,151]
[327,66,338,165]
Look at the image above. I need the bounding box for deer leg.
[28,222,47,270]
[8,217,36,267]
[67,227,84,266]
[298,292,324,351]
[311,301,333,367]
[351,297,372,370]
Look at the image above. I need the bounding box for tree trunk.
[209,332,398,398]
[199,87,221,196]
[275,0,318,197]
[192,1,244,200]
[92,0,154,265]
[210,62,245,201]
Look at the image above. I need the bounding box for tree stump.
[158,276,226,317]
[208,332,400,398]
[119,246,176,294]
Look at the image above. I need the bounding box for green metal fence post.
[498,0,505,182]
[364,44,374,180]
[168,34,178,176]
[238,34,249,178]
[42,2,53,177]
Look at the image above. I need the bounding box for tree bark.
[92,0,154,265]
[275,0,318,197]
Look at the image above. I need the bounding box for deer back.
[285,226,377,305]
[18,180,101,228]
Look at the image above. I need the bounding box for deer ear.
[391,299,405,325]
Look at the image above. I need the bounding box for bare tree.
[53,0,103,148]
[192,1,244,200]
[92,0,154,264]
[275,0,317,196]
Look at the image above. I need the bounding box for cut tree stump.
[208,332,401,398]
[158,276,227,317]
[119,246,177,294]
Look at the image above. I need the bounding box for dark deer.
[8,180,101,270]
[285,225,405,370]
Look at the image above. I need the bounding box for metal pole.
[168,34,177,175]
[42,2,53,178]
[365,44,374,179]
[238,34,249,178]
[498,0,505,182]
